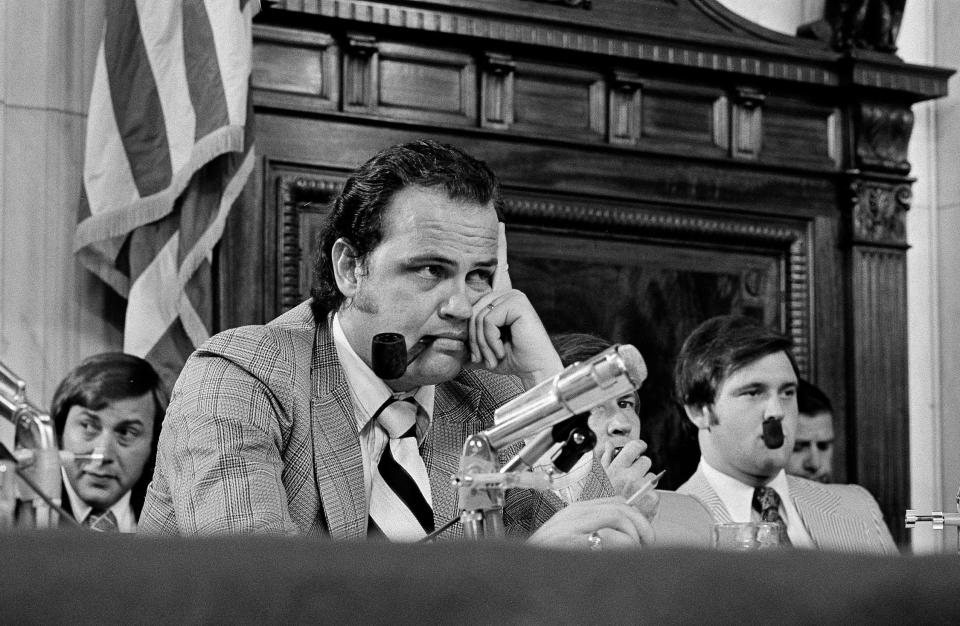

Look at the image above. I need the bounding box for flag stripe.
[80,0,260,391]
[127,210,179,282]
[176,153,230,266]
[183,0,230,141]
[104,0,172,197]
[136,0,197,177]
[144,316,202,394]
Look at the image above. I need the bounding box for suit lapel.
[309,321,367,540]
[682,467,733,524]
[788,476,871,552]
[423,377,483,539]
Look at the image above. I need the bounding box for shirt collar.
[61,468,136,532]
[699,459,795,522]
[331,313,435,435]
[700,457,758,522]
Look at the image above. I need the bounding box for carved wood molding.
[855,102,914,173]
[846,177,910,247]
[520,0,592,8]
[502,195,813,376]
[481,53,516,129]
[276,172,343,312]
[344,33,379,112]
[851,63,950,99]
[274,0,839,87]
[732,87,764,160]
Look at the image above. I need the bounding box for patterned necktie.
[368,398,435,541]
[84,508,119,532]
[752,486,791,546]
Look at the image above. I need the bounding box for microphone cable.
[417,516,459,543]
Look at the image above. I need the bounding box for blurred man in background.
[787,379,835,483]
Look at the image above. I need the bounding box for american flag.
[75,0,259,387]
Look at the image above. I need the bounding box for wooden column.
[844,100,916,547]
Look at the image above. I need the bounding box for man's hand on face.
[467,224,563,389]
[526,496,656,550]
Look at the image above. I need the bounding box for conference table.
[4,532,959,623]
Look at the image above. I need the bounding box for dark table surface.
[4,532,959,624]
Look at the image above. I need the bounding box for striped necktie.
[84,508,119,532]
[368,398,435,541]
[752,486,792,546]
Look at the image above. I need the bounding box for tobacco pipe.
[371,333,432,379]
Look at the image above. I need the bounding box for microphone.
[484,344,647,450]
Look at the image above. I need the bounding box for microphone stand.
[454,413,595,540]
[906,485,960,555]
[0,361,63,530]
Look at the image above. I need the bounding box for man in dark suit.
[51,353,167,532]
[140,140,652,548]
[675,315,896,553]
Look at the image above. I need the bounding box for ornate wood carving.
[276,173,342,313]
[855,102,914,174]
[273,1,841,87]
[799,0,906,53]
[847,178,910,246]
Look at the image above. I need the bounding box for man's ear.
[684,404,714,430]
[331,238,361,298]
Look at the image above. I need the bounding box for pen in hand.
[626,469,666,507]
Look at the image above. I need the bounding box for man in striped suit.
[140,140,652,549]
[674,316,897,554]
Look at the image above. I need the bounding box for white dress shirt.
[699,458,814,548]
[61,469,137,533]
[331,313,436,505]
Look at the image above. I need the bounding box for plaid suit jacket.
[139,301,608,538]
[677,465,898,554]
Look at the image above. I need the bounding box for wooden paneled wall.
[233,0,951,544]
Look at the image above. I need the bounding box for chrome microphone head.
[615,344,648,388]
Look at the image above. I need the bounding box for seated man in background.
[51,353,167,532]
[675,315,896,553]
[787,379,835,483]
[141,140,652,550]
[545,332,714,547]
[547,332,655,503]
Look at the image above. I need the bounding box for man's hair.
[797,378,833,416]
[551,332,612,368]
[674,315,799,408]
[311,139,504,319]
[50,352,168,514]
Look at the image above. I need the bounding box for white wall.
[0,0,116,406]
[717,0,824,34]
